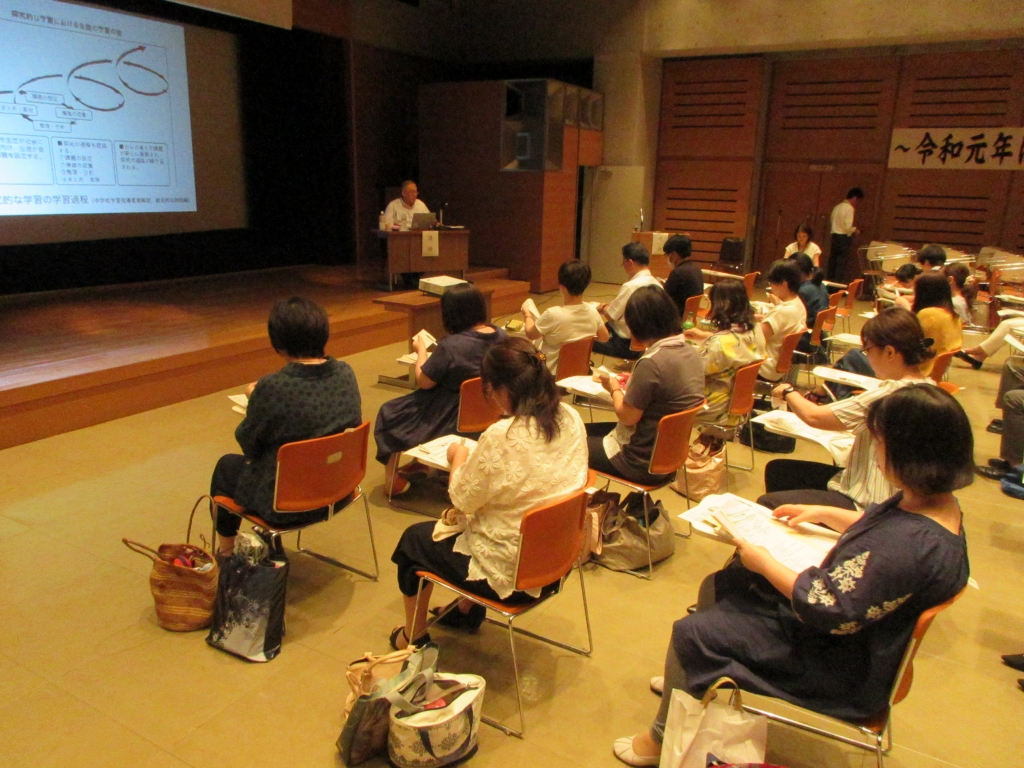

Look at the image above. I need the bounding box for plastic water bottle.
[378,211,386,230]
[519,672,541,704]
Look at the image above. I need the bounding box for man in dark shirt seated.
[662,234,704,317]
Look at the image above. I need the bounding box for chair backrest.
[515,487,590,591]
[828,290,846,309]
[775,331,804,376]
[743,272,759,300]
[274,422,369,513]
[683,293,703,324]
[928,349,958,383]
[457,376,503,433]
[648,400,706,476]
[557,336,595,379]
[811,305,837,345]
[728,360,765,417]
[889,588,966,708]
[845,279,864,309]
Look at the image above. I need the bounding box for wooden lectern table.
[373,287,494,388]
[382,229,470,290]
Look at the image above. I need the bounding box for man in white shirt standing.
[383,180,430,230]
[592,242,664,360]
[827,187,864,282]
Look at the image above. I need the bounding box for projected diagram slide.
[0,0,196,216]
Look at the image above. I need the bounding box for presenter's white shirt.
[384,198,429,230]
[606,269,663,339]
[534,303,604,373]
[830,200,856,236]
[783,241,823,266]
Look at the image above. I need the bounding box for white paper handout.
[752,410,854,466]
[403,434,478,471]
[556,375,613,403]
[228,393,248,416]
[811,366,881,391]
[521,298,541,319]
[413,328,437,348]
[680,493,838,573]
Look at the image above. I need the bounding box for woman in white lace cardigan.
[389,337,589,649]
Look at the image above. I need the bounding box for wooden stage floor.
[0,264,529,450]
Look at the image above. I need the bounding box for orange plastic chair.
[212,422,379,581]
[594,400,706,578]
[793,305,838,382]
[743,587,966,768]
[557,336,597,420]
[720,360,764,474]
[389,377,504,510]
[828,290,847,311]
[555,336,595,379]
[837,278,864,332]
[683,293,707,325]
[457,376,504,433]
[412,486,593,737]
[774,330,805,380]
[743,271,760,300]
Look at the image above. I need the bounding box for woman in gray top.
[586,286,705,485]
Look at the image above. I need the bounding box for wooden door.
[754,167,820,274]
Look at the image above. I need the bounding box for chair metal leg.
[623,492,654,579]
[725,421,755,472]
[481,616,527,737]
[296,493,380,581]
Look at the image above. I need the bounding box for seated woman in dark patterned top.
[375,283,507,495]
[613,384,971,766]
[209,297,362,554]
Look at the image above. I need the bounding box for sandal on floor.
[430,600,486,631]
[389,626,433,651]
[613,736,660,767]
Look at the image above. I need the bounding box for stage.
[0,264,529,450]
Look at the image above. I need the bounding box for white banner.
[888,127,1024,170]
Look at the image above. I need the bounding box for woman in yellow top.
[913,273,962,378]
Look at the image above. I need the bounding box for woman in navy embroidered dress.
[613,384,971,766]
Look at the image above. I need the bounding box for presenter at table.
[383,180,430,231]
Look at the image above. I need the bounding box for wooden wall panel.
[1001,174,1024,254]
[653,160,754,263]
[878,170,1011,250]
[893,50,1024,129]
[765,56,899,162]
[659,57,764,159]
[539,126,580,291]
[419,82,546,287]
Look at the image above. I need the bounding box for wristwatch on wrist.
[781,386,797,400]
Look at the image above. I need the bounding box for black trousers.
[828,234,853,283]
[592,323,641,360]
[391,521,541,603]
[756,458,857,511]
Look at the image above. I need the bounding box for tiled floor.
[1,285,1022,768]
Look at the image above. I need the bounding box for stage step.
[467,265,511,281]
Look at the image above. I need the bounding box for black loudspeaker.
[719,237,745,265]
